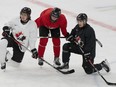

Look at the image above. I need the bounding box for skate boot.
[5,50,10,62]
[1,62,6,70]
[54,57,61,66]
[56,62,69,70]
[38,58,44,66]
[101,59,110,72]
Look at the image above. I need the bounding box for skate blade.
[53,63,61,67]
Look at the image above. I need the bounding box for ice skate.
[56,62,69,70]
[101,59,110,72]
[1,62,6,71]
[38,58,44,66]
[54,57,61,66]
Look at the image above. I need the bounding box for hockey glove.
[75,36,84,47]
[66,33,75,42]
[15,32,26,41]
[2,26,10,37]
[31,48,38,59]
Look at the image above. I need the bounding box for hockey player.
[57,13,110,74]
[35,7,69,66]
[0,7,38,70]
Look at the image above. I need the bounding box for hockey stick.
[38,36,103,47]
[6,34,74,74]
[40,59,75,74]
[89,60,116,86]
[37,36,65,38]
[96,39,103,47]
[74,41,116,86]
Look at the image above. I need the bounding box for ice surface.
[0,0,116,87]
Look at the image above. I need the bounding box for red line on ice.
[28,0,116,31]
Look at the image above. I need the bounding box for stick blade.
[60,69,75,74]
[107,82,116,86]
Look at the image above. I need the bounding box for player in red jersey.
[35,7,69,66]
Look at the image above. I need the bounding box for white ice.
[0,0,116,87]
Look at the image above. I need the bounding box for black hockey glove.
[17,35,26,41]
[31,48,38,59]
[75,36,84,47]
[2,26,10,37]
[15,32,26,41]
[66,33,75,42]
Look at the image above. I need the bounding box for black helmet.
[76,13,88,22]
[51,7,61,18]
[20,7,31,15]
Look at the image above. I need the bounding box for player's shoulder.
[60,14,66,19]
[28,20,37,26]
[42,8,53,15]
[29,19,35,23]
[58,14,67,23]
[86,24,95,33]
[29,20,35,23]
[87,24,94,30]
[46,8,53,11]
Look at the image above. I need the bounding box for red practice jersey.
[35,8,68,36]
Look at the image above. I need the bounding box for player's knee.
[52,38,60,46]
[39,38,48,46]
[63,43,70,51]
[12,58,22,63]
[83,66,93,74]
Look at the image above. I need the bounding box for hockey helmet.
[20,7,31,15]
[51,7,61,18]
[76,13,88,22]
